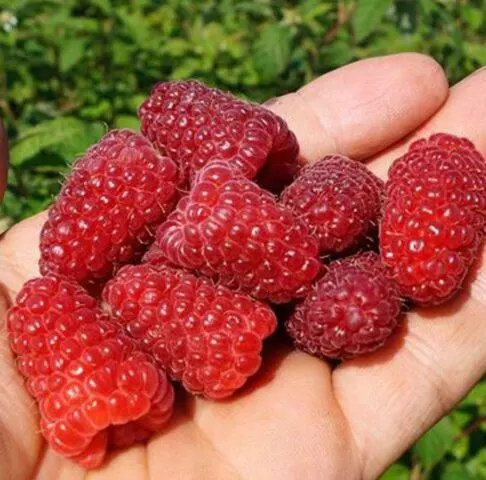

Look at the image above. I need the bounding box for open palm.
[1,54,485,480]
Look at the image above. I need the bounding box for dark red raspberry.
[39,129,179,287]
[7,275,174,468]
[380,133,486,306]
[153,161,322,303]
[138,80,299,192]
[102,264,277,399]
[280,155,384,254]
[286,252,402,360]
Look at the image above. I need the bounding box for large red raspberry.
[39,129,179,287]
[102,264,277,399]
[138,80,299,192]
[380,133,486,306]
[153,161,322,303]
[286,252,402,360]
[280,155,384,254]
[7,275,174,468]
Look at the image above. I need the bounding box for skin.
[0,52,485,480]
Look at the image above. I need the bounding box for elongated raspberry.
[39,129,179,286]
[102,264,277,399]
[153,161,321,303]
[380,133,486,305]
[138,80,299,191]
[281,155,384,254]
[7,275,174,468]
[286,252,402,360]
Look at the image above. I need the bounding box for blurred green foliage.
[0,0,484,477]
[2,0,486,221]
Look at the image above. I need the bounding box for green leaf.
[126,95,148,113]
[170,59,202,80]
[451,410,474,429]
[253,25,292,82]
[417,0,438,17]
[464,43,486,65]
[451,434,470,461]
[162,38,191,57]
[353,0,394,42]
[413,417,457,470]
[117,8,151,49]
[11,118,98,167]
[90,0,112,14]
[467,449,486,478]
[16,152,67,171]
[379,462,409,480]
[321,39,354,67]
[51,122,105,161]
[234,1,273,17]
[461,382,486,407]
[80,99,112,120]
[462,6,483,31]
[299,0,333,22]
[59,38,87,73]
[443,462,474,480]
[114,115,139,131]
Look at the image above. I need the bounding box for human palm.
[1,54,486,480]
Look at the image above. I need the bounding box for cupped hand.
[1,53,485,480]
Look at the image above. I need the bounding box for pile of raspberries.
[7,80,486,467]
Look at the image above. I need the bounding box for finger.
[333,68,486,480]
[267,53,448,163]
[0,305,41,480]
[0,120,8,201]
[369,66,486,179]
[189,341,360,479]
[146,398,244,479]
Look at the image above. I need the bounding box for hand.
[0,53,485,480]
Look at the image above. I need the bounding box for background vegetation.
[0,0,484,478]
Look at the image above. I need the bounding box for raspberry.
[39,129,179,287]
[380,133,486,305]
[138,80,299,192]
[153,161,322,303]
[142,241,171,266]
[286,252,402,360]
[102,264,277,399]
[280,155,384,254]
[7,275,174,468]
